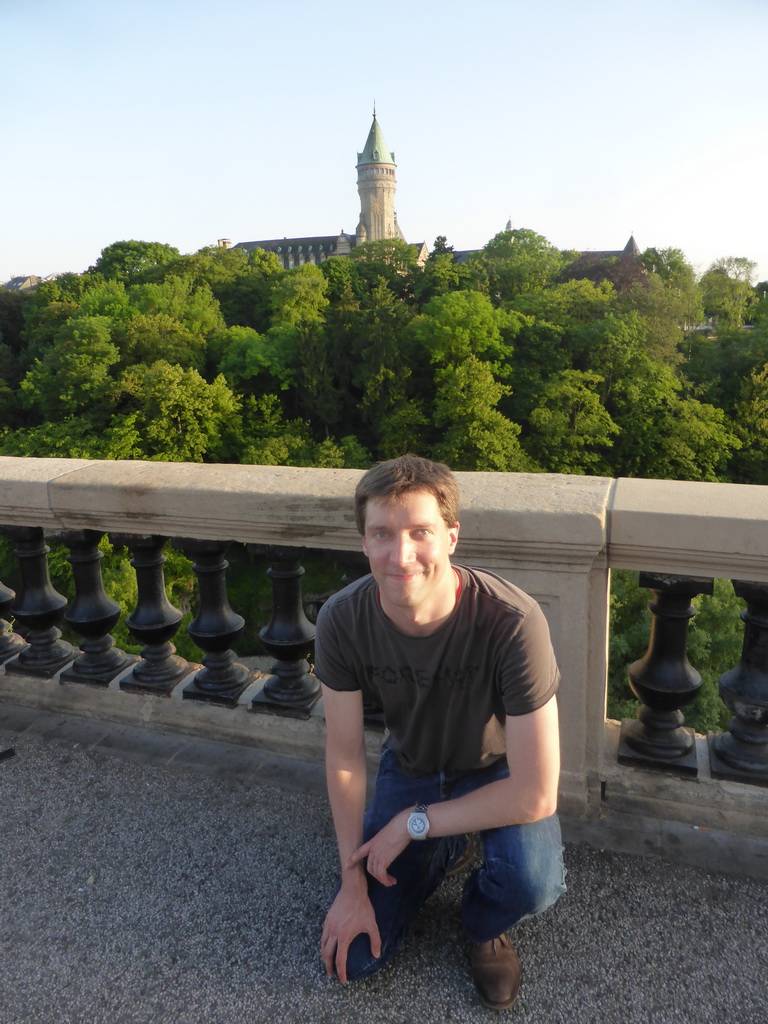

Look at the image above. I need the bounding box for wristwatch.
[406,803,430,840]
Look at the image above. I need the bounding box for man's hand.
[321,876,381,984]
[347,809,410,887]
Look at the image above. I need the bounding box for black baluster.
[116,535,190,696]
[619,573,714,775]
[0,578,26,665]
[251,546,319,719]
[4,527,76,678]
[60,530,138,687]
[180,539,252,707]
[335,548,371,588]
[709,581,768,785]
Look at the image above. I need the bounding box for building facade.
[233,112,426,270]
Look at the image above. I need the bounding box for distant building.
[1,274,57,293]
[228,113,642,276]
[561,234,647,290]
[233,111,428,269]
[582,235,641,261]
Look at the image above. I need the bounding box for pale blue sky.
[3,0,766,284]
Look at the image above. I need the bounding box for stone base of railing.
[590,721,768,878]
[0,660,381,777]
[2,670,767,881]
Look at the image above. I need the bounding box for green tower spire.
[357,111,395,166]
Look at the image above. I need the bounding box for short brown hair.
[354,455,460,534]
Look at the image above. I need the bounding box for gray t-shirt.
[314,564,559,776]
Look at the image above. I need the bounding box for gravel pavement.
[1,713,767,1024]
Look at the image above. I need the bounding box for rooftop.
[357,113,395,166]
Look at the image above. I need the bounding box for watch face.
[408,812,428,838]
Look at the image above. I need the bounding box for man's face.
[361,489,459,624]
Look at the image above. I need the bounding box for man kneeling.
[316,456,565,1010]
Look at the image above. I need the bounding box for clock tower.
[355,109,404,245]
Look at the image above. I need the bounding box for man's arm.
[320,683,381,984]
[349,696,560,884]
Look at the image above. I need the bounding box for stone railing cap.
[455,471,610,567]
[610,477,768,582]
[38,460,362,547]
[0,457,97,528]
[1,459,764,579]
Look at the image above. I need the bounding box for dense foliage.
[1,230,763,728]
[1,230,765,479]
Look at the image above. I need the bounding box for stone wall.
[0,457,766,875]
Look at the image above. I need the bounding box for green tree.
[638,247,702,335]
[116,360,240,462]
[18,272,96,367]
[90,240,181,281]
[269,263,329,328]
[78,278,132,321]
[685,578,747,733]
[606,361,741,481]
[681,321,768,412]
[471,228,569,301]
[315,269,363,433]
[262,264,334,426]
[350,281,421,451]
[413,252,469,305]
[319,255,364,305]
[240,394,312,466]
[510,277,616,330]
[408,289,524,466]
[128,277,224,337]
[161,245,283,331]
[571,311,654,405]
[652,395,740,481]
[0,287,27,356]
[430,235,455,256]
[616,276,693,365]
[410,290,511,365]
[603,363,680,478]
[239,394,369,468]
[208,325,274,391]
[119,312,207,372]
[731,364,768,483]
[0,288,29,411]
[700,257,758,328]
[708,256,758,284]
[607,568,654,721]
[751,282,768,323]
[0,415,143,460]
[351,237,420,299]
[526,369,619,474]
[431,356,530,471]
[503,280,613,425]
[20,315,120,419]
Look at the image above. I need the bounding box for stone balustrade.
[0,457,766,877]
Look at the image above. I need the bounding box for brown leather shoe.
[469,933,521,1010]
[446,834,477,877]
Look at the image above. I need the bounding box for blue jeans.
[344,748,566,981]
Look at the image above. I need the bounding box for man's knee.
[462,816,566,934]
[474,850,565,919]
